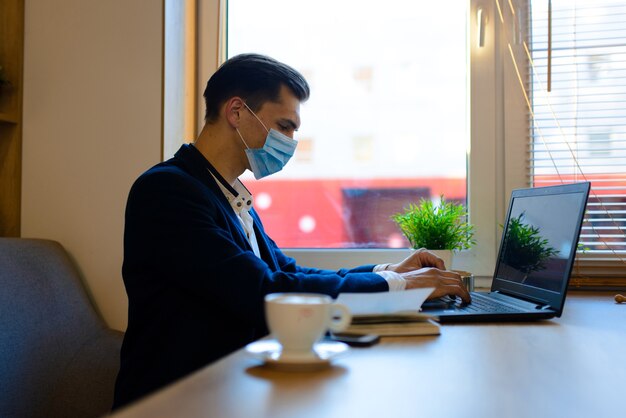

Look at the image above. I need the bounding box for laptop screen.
[493,183,590,298]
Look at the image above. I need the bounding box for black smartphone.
[329,333,380,347]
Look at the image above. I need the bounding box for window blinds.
[529,0,626,284]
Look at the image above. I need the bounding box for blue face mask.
[236,103,298,180]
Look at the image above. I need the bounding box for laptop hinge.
[493,290,552,310]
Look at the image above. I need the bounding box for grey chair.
[0,238,124,418]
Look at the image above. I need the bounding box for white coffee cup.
[265,293,351,357]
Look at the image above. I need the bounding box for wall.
[22,0,163,331]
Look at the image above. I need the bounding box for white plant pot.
[428,249,454,270]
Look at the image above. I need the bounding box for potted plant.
[391,196,475,268]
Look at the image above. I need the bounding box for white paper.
[335,288,435,316]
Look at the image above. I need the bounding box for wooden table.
[110,292,626,418]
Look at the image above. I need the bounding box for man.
[113,53,470,409]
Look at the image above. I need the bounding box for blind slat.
[530,1,626,278]
[531,155,626,159]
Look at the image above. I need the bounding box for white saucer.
[245,340,350,371]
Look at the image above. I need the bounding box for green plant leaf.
[391,196,475,250]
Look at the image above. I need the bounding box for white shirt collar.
[209,171,254,214]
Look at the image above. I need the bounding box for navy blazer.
[113,144,388,408]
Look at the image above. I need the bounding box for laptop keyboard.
[459,293,528,313]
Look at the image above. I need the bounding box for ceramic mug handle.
[329,303,352,333]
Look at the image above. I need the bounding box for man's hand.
[401,267,471,303]
[387,248,445,273]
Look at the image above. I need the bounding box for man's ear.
[224,97,245,128]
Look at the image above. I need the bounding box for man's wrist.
[375,270,406,291]
[373,263,392,272]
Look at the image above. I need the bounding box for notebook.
[342,312,440,336]
[421,182,591,323]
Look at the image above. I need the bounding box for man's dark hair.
[203,53,310,123]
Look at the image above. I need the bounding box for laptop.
[421,182,591,323]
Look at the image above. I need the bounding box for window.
[526,0,626,284]
[226,0,469,250]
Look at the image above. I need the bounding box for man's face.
[241,85,302,149]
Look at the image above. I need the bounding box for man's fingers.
[438,269,462,280]
[417,249,446,269]
[426,254,446,270]
[392,249,447,273]
[403,267,462,283]
[430,285,472,303]
[402,268,471,303]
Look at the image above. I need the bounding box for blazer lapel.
[173,144,254,253]
[249,209,279,269]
